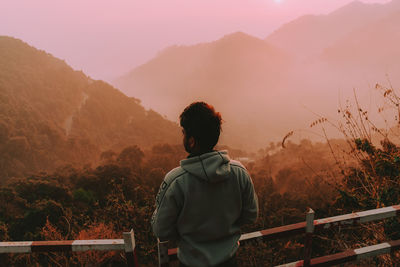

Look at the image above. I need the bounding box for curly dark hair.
[179,102,222,150]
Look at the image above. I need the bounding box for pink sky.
[0,0,391,80]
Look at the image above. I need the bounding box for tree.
[117,145,144,169]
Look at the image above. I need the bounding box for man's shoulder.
[155,166,187,207]
[164,166,187,184]
[229,159,247,171]
[229,160,251,183]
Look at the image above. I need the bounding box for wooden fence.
[158,205,400,266]
[0,229,138,267]
[1,205,400,266]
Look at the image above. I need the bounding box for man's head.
[180,102,222,154]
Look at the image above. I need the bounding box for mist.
[0,0,390,81]
[112,0,400,150]
[2,1,400,266]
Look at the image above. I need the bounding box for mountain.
[263,0,400,129]
[0,36,180,180]
[321,10,400,72]
[113,0,400,151]
[114,32,293,149]
[266,0,400,59]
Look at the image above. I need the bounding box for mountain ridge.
[0,36,180,180]
[265,0,400,59]
[113,31,293,149]
[113,0,400,150]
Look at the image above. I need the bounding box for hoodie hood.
[180,150,231,183]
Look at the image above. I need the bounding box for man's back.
[152,150,258,266]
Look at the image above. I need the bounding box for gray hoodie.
[151,150,258,267]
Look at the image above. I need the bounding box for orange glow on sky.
[0,0,391,80]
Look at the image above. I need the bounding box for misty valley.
[1,0,400,266]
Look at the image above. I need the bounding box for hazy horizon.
[1,2,399,265]
[0,0,391,81]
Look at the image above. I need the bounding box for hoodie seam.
[217,151,225,161]
[199,156,210,181]
[158,170,187,206]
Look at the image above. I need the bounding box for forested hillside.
[0,139,342,266]
[2,126,400,265]
[0,37,180,181]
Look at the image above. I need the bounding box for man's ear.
[188,136,196,149]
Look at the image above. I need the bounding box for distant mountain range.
[115,32,291,118]
[0,37,180,180]
[321,9,400,70]
[114,32,293,148]
[114,0,400,149]
[266,0,400,60]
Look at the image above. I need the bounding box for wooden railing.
[158,205,400,266]
[0,229,138,267]
[1,205,400,266]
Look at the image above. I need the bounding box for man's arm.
[151,178,183,241]
[237,170,258,226]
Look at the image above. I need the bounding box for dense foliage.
[0,36,180,181]
[0,140,344,266]
[0,144,185,266]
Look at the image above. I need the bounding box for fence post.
[304,208,315,267]
[123,229,138,267]
[158,239,169,267]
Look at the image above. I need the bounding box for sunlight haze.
[0,0,390,80]
[1,1,400,265]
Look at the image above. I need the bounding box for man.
[151,102,258,267]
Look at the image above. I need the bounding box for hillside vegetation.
[0,140,341,266]
[2,126,400,265]
[0,36,180,181]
